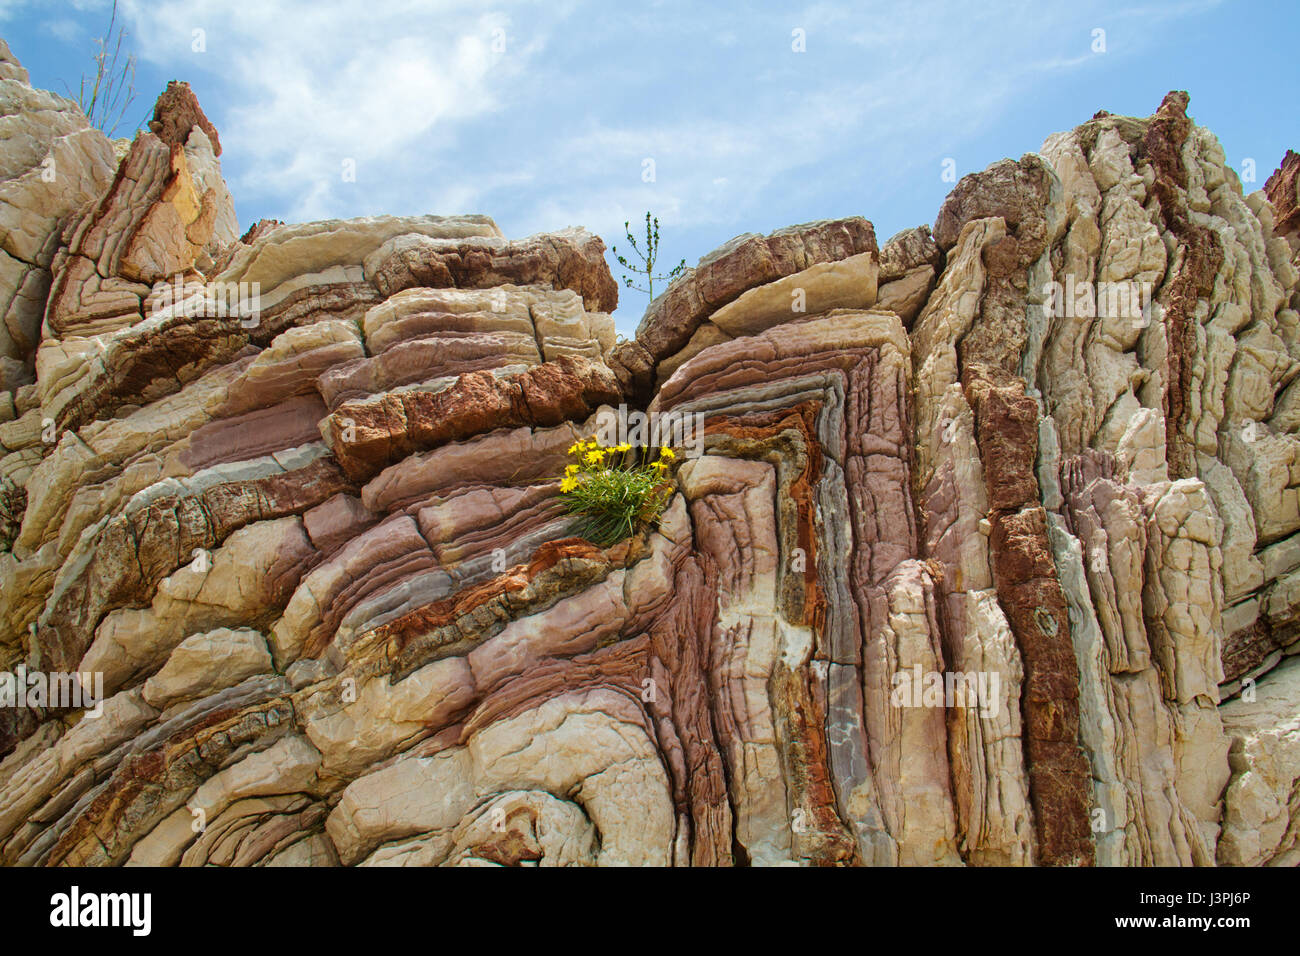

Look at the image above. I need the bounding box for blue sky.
[1,0,1296,336]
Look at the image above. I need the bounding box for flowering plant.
[559,436,675,547]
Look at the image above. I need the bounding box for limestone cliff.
[0,45,1296,867]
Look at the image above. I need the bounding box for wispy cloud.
[121,0,549,221]
[40,18,80,42]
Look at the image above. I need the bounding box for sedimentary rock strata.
[0,46,1295,866]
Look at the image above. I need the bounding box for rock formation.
[0,44,1295,866]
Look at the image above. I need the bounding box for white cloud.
[41,18,81,42]
[119,0,549,221]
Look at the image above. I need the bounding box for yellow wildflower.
[651,459,668,471]
[658,446,675,460]
[613,442,632,453]
[559,476,578,493]
[584,449,606,465]
[567,441,583,455]
[564,464,579,477]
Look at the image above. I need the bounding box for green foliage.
[70,0,140,138]
[611,212,687,304]
[559,436,675,547]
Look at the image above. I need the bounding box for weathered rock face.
[0,48,1295,866]
[0,39,117,392]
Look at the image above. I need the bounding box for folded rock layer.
[0,55,1296,867]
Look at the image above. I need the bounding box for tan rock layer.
[367,229,618,313]
[33,455,351,675]
[706,410,859,865]
[323,355,620,481]
[49,694,294,866]
[612,218,878,401]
